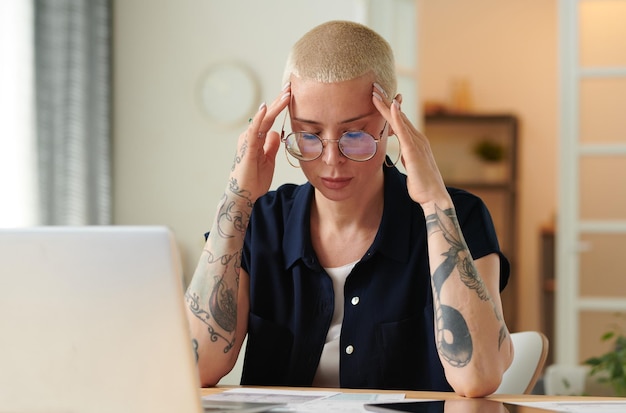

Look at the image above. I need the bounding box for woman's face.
[288,73,389,202]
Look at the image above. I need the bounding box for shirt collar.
[372,165,413,263]
[283,183,315,269]
[282,166,415,270]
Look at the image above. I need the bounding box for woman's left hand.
[372,83,451,209]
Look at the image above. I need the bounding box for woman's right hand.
[228,83,291,203]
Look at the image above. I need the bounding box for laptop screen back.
[0,226,202,413]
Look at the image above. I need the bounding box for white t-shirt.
[311,260,358,387]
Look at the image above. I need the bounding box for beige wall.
[114,0,558,353]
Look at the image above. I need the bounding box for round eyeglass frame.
[279,108,387,162]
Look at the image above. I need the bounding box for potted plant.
[584,314,626,397]
[472,138,506,182]
[473,138,505,163]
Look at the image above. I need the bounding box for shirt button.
[351,296,360,305]
[345,345,354,355]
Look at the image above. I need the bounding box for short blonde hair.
[283,20,397,96]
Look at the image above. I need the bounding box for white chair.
[494,331,549,394]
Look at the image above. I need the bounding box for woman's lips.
[320,177,352,190]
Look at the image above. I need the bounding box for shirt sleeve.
[450,188,511,291]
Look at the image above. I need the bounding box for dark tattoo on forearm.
[231,140,248,171]
[427,204,509,365]
[188,287,235,353]
[216,180,253,239]
[191,338,199,363]
[427,206,473,367]
[227,177,253,207]
[186,248,241,353]
[432,266,472,366]
[427,206,488,300]
[209,275,237,332]
[186,182,253,355]
[217,200,246,238]
[208,325,235,353]
[497,324,507,349]
[186,291,211,324]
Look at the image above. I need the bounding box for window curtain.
[34,0,111,225]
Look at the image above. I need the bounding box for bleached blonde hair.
[283,20,397,96]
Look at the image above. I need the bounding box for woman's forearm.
[184,178,254,386]
[424,202,513,397]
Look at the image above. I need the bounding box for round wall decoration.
[199,61,259,126]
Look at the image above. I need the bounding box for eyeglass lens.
[285,131,378,162]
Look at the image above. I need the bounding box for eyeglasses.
[279,109,387,162]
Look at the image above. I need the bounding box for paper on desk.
[202,387,406,412]
[512,400,626,413]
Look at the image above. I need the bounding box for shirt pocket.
[241,312,294,385]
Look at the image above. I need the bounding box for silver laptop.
[0,226,203,413]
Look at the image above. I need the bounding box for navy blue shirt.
[239,165,509,390]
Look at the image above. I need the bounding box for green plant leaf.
[584,356,602,366]
[602,331,616,341]
[584,314,626,396]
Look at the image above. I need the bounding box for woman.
[185,20,513,397]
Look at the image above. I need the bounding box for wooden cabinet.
[424,114,519,330]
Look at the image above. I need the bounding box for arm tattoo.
[216,179,253,239]
[186,291,211,324]
[209,274,237,332]
[216,200,247,238]
[205,245,242,337]
[428,206,488,300]
[186,248,240,353]
[191,338,199,363]
[427,205,508,365]
[227,177,254,208]
[186,182,252,354]
[427,206,472,367]
[231,140,248,171]
[186,289,236,353]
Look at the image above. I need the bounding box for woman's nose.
[321,139,344,165]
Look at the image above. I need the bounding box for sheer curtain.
[35,0,111,225]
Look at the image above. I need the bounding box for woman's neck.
[310,180,384,267]
[312,186,384,230]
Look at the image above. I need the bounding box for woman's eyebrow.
[292,111,377,126]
